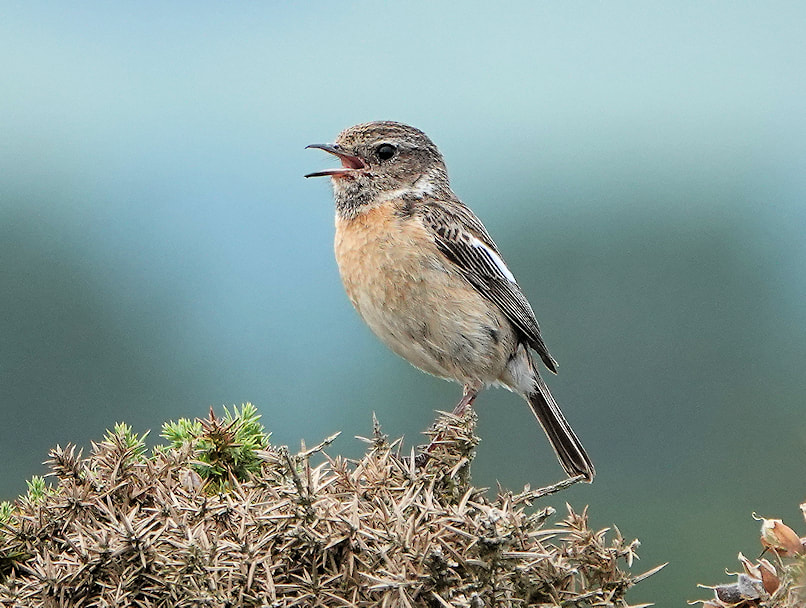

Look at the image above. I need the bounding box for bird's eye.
[376,143,396,161]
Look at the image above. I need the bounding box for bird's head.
[306,121,451,217]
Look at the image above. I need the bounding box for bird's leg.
[452,383,480,416]
[409,384,482,468]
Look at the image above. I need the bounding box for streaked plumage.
[419,199,558,373]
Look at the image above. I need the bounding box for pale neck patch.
[374,173,437,204]
[410,172,437,196]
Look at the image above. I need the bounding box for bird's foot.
[452,384,480,416]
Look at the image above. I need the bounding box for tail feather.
[526,374,595,482]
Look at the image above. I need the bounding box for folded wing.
[419,199,558,373]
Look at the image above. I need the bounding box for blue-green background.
[2,3,804,605]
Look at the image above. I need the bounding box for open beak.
[304,143,367,178]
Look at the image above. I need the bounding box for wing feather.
[419,199,558,372]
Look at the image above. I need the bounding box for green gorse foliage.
[160,402,270,492]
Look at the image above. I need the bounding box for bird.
[305,121,594,482]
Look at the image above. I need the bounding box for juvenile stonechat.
[305,121,595,482]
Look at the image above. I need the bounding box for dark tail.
[526,374,595,482]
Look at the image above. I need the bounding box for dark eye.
[376,143,396,161]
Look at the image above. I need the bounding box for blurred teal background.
[1,2,804,605]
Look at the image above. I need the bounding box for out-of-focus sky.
[2,2,805,604]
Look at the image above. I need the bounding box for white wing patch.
[468,235,517,283]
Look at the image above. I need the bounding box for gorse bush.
[0,406,660,607]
